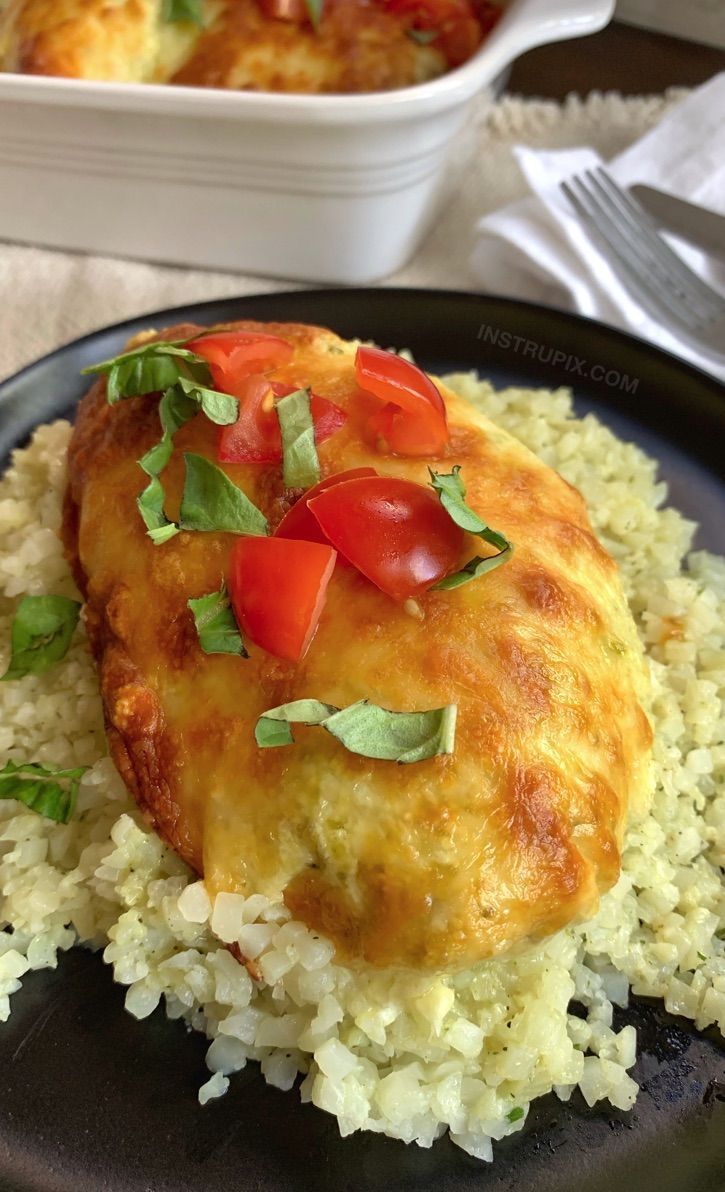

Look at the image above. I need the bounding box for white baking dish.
[0,0,613,284]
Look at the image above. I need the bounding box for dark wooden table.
[508,18,725,98]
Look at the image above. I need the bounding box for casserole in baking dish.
[0,0,614,282]
[0,0,503,94]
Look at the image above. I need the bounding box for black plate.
[0,290,723,1192]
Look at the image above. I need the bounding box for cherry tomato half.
[188,330,293,393]
[218,376,347,464]
[275,467,378,546]
[355,346,449,457]
[308,476,463,601]
[229,537,337,663]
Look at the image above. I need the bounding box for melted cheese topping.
[0,0,448,92]
[63,321,653,971]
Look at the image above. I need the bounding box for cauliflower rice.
[0,375,723,1161]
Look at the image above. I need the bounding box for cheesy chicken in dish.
[0,0,503,93]
[60,321,653,973]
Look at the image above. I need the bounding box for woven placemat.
[0,88,685,381]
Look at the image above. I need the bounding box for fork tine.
[562,178,703,331]
[590,169,725,320]
[561,172,725,358]
[579,173,719,325]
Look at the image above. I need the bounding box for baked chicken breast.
[62,320,652,971]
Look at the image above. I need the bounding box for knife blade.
[630,184,725,262]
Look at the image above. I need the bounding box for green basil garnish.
[407,27,437,44]
[82,342,211,405]
[179,453,269,536]
[255,699,337,748]
[133,380,238,546]
[173,377,238,427]
[136,387,200,544]
[256,698,456,764]
[2,595,81,681]
[507,1107,525,1123]
[305,0,323,28]
[429,467,513,590]
[162,0,204,25]
[0,759,88,823]
[188,587,247,657]
[275,388,320,489]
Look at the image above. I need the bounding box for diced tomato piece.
[308,476,463,601]
[218,376,347,465]
[188,330,294,393]
[218,375,279,463]
[355,346,448,457]
[229,537,336,662]
[275,467,378,546]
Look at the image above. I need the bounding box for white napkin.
[470,73,725,381]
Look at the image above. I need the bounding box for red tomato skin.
[218,378,347,464]
[218,375,279,463]
[308,476,464,601]
[368,402,448,457]
[275,467,377,546]
[355,346,449,456]
[229,537,337,663]
[188,331,293,391]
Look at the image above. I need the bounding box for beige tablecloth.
[0,88,684,382]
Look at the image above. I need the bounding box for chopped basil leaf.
[255,699,337,748]
[429,466,513,590]
[188,587,248,657]
[2,595,81,681]
[85,342,238,423]
[433,552,513,591]
[275,388,320,489]
[138,479,179,544]
[174,377,238,426]
[507,1107,525,1123]
[0,759,88,823]
[162,0,204,25]
[83,342,211,405]
[325,701,457,763]
[179,454,269,536]
[305,0,323,28]
[135,382,238,543]
[407,27,437,44]
[136,386,199,543]
[256,698,456,763]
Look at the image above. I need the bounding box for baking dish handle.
[496,0,615,57]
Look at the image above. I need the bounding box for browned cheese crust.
[62,320,653,971]
[0,0,448,92]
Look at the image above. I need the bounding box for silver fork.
[561,167,725,362]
